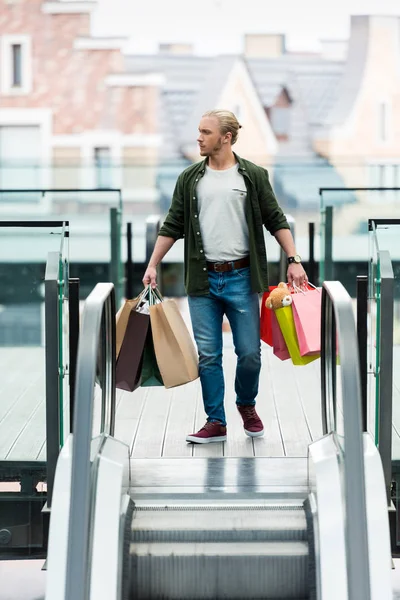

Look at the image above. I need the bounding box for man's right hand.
[142,266,157,289]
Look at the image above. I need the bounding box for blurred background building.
[0,0,399,316]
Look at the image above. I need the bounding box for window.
[11,44,22,87]
[368,163,400,203]
[94,147,112,189]
[0,35,32,95]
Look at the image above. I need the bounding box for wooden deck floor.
[1,340,399,463]
[114,335,322,459]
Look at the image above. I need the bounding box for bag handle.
[291,282,320,295]
[148,285,163,305]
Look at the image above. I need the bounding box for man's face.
[197,116,229,156]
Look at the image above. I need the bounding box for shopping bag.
[140,325,164,387]
[116,309,149,392]
[149,297,199,389]
[275,305,319,366]
[291,288,322,356]
[270,310,290,361]
[260,286,278,346]
[116,295,142,359]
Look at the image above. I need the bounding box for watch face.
[294,254,301,263]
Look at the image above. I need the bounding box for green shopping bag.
[140,326,164,387]
[275,305,320,366]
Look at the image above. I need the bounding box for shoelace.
[201,421,221,432]
[239,406,259,425]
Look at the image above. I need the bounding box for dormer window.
[267,87,292,141]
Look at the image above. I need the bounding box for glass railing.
[0,188,123,308]
[319,187,400,285]
[0,220,69,558]
[368,220,400,550]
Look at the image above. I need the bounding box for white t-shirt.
[196,163,249,262]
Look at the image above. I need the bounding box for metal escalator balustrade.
[46,279,393,600]
[66,282,117,600]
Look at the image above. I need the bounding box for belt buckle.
[213,262,225,272]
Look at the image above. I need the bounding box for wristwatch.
[287,254,302,264]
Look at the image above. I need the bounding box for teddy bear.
[265,282,292,310]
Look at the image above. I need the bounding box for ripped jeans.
[188,267,261,426]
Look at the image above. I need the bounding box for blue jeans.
[188,267,261,427]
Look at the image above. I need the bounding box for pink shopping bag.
[291,288,321,356]
[271,310,290,361]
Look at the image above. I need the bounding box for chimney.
[244,34,285,58]
[159,43,193,55]
[320,39,348,61]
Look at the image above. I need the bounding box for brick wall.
[0,0,159,135]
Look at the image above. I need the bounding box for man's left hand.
[287,263,308,288]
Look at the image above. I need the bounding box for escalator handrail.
[321,281,371,600]
[65,282,116,600]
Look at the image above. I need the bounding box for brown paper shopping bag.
[149,299,199,389]
[116,297,141,359]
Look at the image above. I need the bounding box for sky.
[90,0,400,54]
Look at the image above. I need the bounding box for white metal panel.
[45,434,73,600]
[308,434,348,600]
[90,436,130,600]
[363,434,393,600]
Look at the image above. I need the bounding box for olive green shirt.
[158,153,290,295]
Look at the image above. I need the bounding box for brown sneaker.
[186,421,227,444]
[237,405,264,438]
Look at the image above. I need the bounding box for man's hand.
[142,266,157,289]
[287,263,308,288]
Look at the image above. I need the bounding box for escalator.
[45,282,393,600]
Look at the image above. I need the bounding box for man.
[142,109,307,444]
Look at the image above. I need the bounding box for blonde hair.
[202,109,242,145]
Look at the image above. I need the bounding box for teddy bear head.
[265,282,292,310]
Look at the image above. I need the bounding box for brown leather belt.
[206,256,250,273]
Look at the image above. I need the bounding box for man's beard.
[201,138,223,156]
[212,138,223,153]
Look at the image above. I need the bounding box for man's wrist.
[287,254,302,264]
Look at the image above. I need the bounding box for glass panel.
[0,225,66,460]
[319,188,400,288]
[0,223,67,558]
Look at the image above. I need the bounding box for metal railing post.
[146,215,161,291]
[308,222,316,284]
[44,252,61,508]
[126,222,133,299]
[279,214,295,282]
[356,275,368,432]
[377,250,394,505]
[68,278,80,434]
[110,207,121,308]
[324,206,333,281]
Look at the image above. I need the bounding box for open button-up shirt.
[158,153,290,295]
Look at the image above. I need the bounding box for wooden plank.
[114,387,148,453]
[162,380,199,458]
[252,344,285,457]
[0,373,44,460]
[130,387,173,458]
[266,350,312,457]
[292,358,323,441]
[223,351,254,458]
[0,348,45,423]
